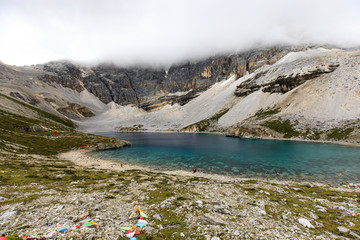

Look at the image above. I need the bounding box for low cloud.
[0,0,359,66]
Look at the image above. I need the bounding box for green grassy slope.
[0,93,118,155]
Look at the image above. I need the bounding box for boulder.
[337,226,350,233]
[298,218,314,228]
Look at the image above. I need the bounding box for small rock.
[195,200,203,205]
[348,221,355,227]
[144,226,155,231]
[337,226,350,233]
[298,218,314,228]
[314,205,327,213]
[292,187,304,192]
[349,231,360,239]
[0,210,16,221]
[74,212,89,222]
[338,206,347,211]
[348,203,357,208]
[0,196,8,201]
[201,214,228,225]
[153,214,162,221]
[211,237,221,240]
[313,221,324,227]
[93,204,101,211]
[213,205,231,215]
[119,217,129,223]
[309,212,319,219]
[255,209,267,216]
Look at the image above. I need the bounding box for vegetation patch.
[262,118,300,138]
[0,111,118,156]
[0,93,75,128]
[181,108,229,132]
[326,127,354,140]
[301,128,322,140]
[118,124,145,132]
[254,107,281,120]
[208,108,230,122]
[241,180,258,184]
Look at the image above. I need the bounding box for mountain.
[0,45,299,114]
[1,45,360,144]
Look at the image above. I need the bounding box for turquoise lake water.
[92,132,360,183]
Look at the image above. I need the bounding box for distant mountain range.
[1,45,360,144]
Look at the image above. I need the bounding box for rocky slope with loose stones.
[1,151,359,239]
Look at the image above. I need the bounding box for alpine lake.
[91,132,360,184]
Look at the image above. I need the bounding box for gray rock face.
[36,46,298,110]
[17,125,48,132]
[234,63,339,97]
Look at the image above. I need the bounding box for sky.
[0,0,359,67]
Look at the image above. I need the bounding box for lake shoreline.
[60,149,359,187]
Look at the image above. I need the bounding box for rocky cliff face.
[234,63,340,97]
[37,46,300,110]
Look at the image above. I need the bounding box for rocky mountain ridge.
[33,45,303,109]
[1,45,360,144]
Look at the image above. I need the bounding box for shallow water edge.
[88,132,360,184]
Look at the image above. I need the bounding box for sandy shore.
[59,150,233,181]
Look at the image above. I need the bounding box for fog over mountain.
[0,0,359,66]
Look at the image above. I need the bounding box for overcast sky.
[0,0,359,66]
